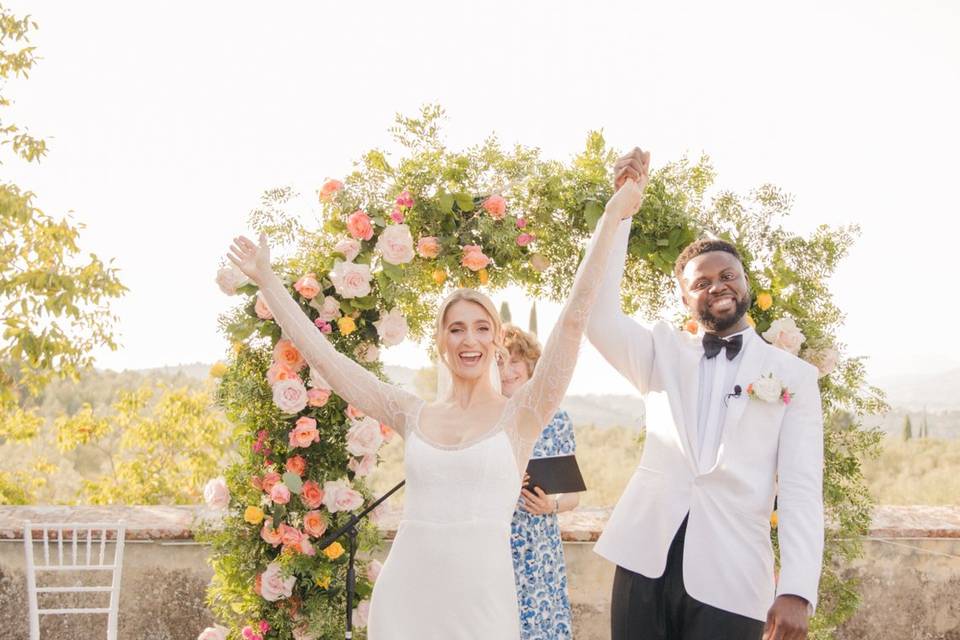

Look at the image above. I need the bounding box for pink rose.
[294,273,321,300]
[515,218,527,229]
[307,387,331,407]
[333,238,361,262]
[366,559,383,583]
[319,179,343,203]
[314,320,333,334]
[395,190,415,208]
[279,523,302,548]
[301,480,325,509]
[516,233,534,247]
[255,293,274,320]
[416,236,440,259]
[375,224,415,265]
[346,210,374,241]
[270,482,291,505]
[348,454,376,477]
[289,416,320,448]
[260,523,282,546]
[215,265,249,296]
[303,510,327,537]
[353,600,371,629]
[259,561,295,601]
[323,479,364,513]
[329,260,373,299]
[461,245,491,272]
[299,537,316,556]
[312,295,342,322]
[274,339,306,372]
[203,477,229,510]
[272,378,308,414]
[261,471,281,494]
[373,308,409,347]
[197,625,229,640]
[346,416,384,457]
[285,455,307,476]
[389,207,405,224]
[482,194,507,219]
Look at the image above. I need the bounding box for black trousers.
[610,517,765,640]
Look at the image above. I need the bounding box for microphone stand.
[316,480,405,639]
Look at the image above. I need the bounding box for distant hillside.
[873,368,960,412]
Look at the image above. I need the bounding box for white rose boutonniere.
[747,374,793,405]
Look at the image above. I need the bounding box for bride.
[227,168,648,639]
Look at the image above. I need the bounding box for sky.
[4,0,959,395]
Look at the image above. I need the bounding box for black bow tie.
[702,333,743,360]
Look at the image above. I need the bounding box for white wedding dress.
[256,204,624,639]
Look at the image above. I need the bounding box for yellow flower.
[478,269,489,285]
[323,542,345,560]
[432,269,447,285]
[338,317,357,336]
[745,314,756,328]
[209,362,229,378]
[232,341,245,355]
[243,506,264,525]
[757,292,773,311]
[315,575,332,589]
[770,511,778,528]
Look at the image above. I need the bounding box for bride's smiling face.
[441,300,497,381]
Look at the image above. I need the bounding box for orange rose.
[260,523,282,547]
[303,510,327,537]
[416,236,440,259]
[301,480,324,509]
[294,273,322,300]
[267,361,298,386]
[346,210,374,241]
[261,471,281,494]
[285,455,307,477]
[274,339,306,372]
[482,194,507,219]
[319,179,344,203]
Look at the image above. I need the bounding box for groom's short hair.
[674,239,743,281]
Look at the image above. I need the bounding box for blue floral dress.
[511,410,576,640]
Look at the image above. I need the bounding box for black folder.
[523,454,587,494]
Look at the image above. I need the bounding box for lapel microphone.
[723,385,743,406]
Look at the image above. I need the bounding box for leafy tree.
[902,415,913,441]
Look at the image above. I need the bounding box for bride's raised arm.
[228,234,422,436]
[509,160,649,451]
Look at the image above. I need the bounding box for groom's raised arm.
[584,218,656,394]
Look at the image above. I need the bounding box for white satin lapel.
[672,333,704,474]
[707,331,771,473]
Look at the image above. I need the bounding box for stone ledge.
[2,505,958,542]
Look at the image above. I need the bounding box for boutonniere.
[746,373,792,405]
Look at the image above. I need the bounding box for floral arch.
[200,106,882,640]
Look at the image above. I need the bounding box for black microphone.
[724,385,743,406]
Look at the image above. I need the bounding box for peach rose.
[375,224,415,265]
[346,210,374,241]
[259,561,295,601]
[267,361,297,386]
[260,523,282,546]
[348,454,376,477]
[333,238,361,262]
[279,523,303,549]
[307,387,331,407]
[203,477,230,510]
[273,378,308,414]
[373,308,409,347]
[285,455,307,476]
[329,260,373,299]
[346,416,383,457]
[319,179,343,203]
[215,265,249,296]
[346,404,366,421]
[255,293,274,320]
[288,416,320,449]
[461,245,491,272]
[302,510,327,537]
[270,482,291,505]
[482,194,507,219]
[261,471,281,494]
[300,480,324,509]
[274,339,306,372]
[417,236,440,259]
[294,273,322,300]
[380,423,396,443]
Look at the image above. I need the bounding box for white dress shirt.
[696,327,753,469]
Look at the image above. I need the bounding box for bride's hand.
[227,233,272,284]
[606,178,646,221]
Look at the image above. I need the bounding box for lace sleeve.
[257,270,422,436]
[505,207,626,463]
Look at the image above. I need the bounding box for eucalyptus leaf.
[282,472,304,494]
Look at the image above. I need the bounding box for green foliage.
[903,415,913,441]
[206,105,881,638]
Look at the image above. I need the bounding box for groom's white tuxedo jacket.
[587,222,824,622]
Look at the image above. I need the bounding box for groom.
[587,148,824,640]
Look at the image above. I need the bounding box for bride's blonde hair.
[434,288,507,366]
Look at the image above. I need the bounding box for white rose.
[762,317,806,356]
[352,600,371,629]
[215,265,249,296]
[348,454,377,477]
[334,237,362,262]
[751,376,783,403]
[329,260,373,299]
[375,224,415,265]
[323,479,364,513]
[355,343,380,363]
[203,477,230,510]
[260,561,295,602]
[309,295,342,322]
[197,625,229,640]
[272,378,308,414]
[373,309,408,347]
[346,416,384,457]
[366,559,383,583]
[804,347,838,378]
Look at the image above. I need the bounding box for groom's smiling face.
[679,251,750,335]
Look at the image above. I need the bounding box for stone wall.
[0,506,958,639]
